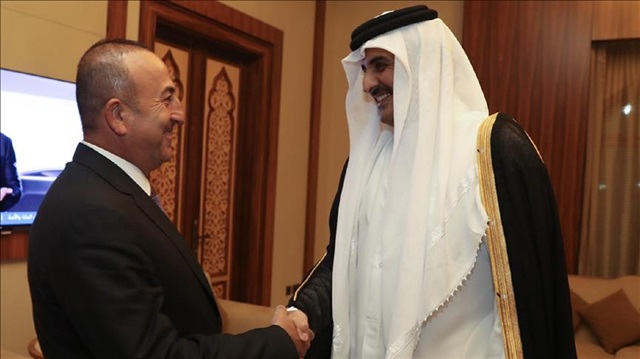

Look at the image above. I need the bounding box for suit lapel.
[135,190,216,298]
[72,144,216,302]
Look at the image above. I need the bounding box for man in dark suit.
[28,39,312,359]
[0,132,22,212]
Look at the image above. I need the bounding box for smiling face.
[121,50,185,175]
[361,48,395,126]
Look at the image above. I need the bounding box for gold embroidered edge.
[477,113,524,359]
[292,252,327,301]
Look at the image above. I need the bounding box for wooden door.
[139,0,283,306]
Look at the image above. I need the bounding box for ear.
[104,98,128,136]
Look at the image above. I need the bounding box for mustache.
[368,84,392,97]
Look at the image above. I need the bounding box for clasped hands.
[272,305,314,358]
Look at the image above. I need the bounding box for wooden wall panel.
[106,0,127,39]
[463,1,595,272]
[0,230,29,260]
[592,0,640,41]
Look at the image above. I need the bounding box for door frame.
[108,0,283,306]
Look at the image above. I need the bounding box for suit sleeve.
[491,113,577,358]
[43,205,297,359]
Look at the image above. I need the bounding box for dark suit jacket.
[28,143,297,359]
[0,132,22,211]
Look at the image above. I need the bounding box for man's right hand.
[0,187,13,201]
[272,305,313,358]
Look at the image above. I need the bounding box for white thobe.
[353,125,393,358]
[414,240,505,358]
[350,124,505,358]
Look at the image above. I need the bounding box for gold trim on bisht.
[293,252,327,301]
[477,113,524,359]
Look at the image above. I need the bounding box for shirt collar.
[81,141,151,196]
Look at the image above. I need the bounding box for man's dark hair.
[76,39,149,133]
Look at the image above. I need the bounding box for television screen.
[0,68,83,227]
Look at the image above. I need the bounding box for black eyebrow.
[369,55,389,66]
[362,55,391,71]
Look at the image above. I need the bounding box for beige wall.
[314,1,465,263]
[0,1,107,354]
[0,260,35,357]
[0,0,107,82]
[0,0,464,355]
[218,0,317,307]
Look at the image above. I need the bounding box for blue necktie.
[150,188,163,210]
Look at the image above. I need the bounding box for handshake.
[272,305,315,358]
